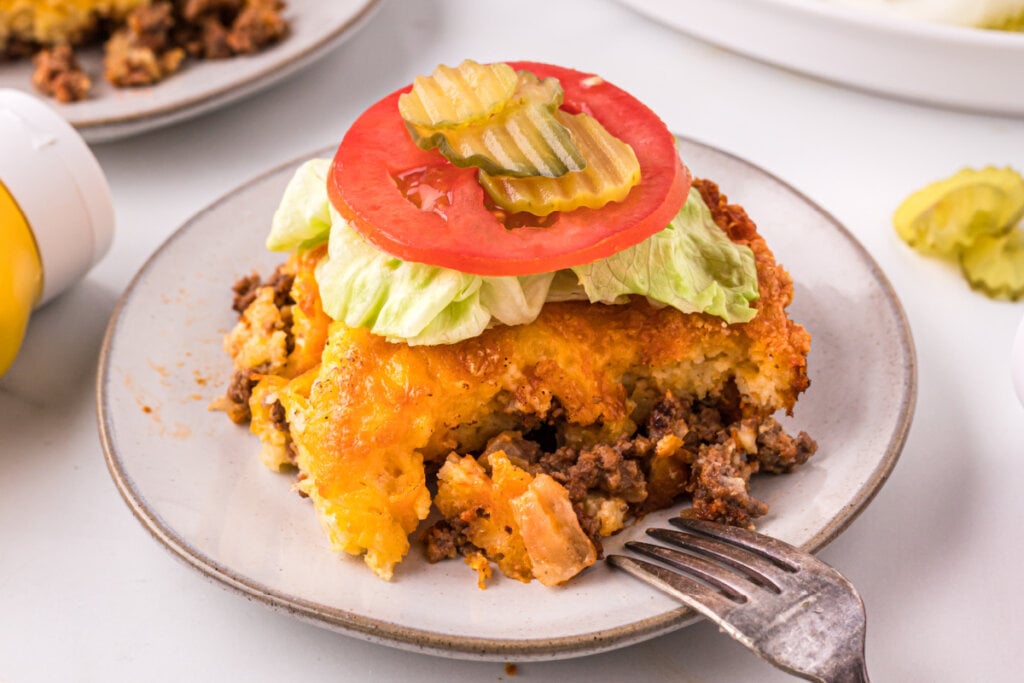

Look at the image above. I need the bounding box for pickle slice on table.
[959,228,1024,300]
[893,166,1024,254]
[986,9,1024,32]
[398,59,519,129]
[406,71,586,178]
[479,110,641,216]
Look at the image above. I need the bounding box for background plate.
[618,0,1024,116]
[0,0,381,142]
[97,137,916,661]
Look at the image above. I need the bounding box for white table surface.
[2,1,1023,681]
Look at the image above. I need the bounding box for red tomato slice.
[328,61,689,276]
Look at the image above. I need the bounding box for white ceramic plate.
[97,138,916,661]
[617,0,1024,116]
[0,0,381,142]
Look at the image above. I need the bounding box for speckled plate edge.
[96,137,916,661]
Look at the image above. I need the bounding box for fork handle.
[826,658,870,683]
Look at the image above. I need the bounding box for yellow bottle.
[0,89,114,377]
[0,181,43,375]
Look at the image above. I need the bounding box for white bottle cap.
[0,89,114,306]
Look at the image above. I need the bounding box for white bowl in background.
[617,0,1024,116]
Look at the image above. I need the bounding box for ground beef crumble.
[223,269,818,575]
[31,44,91,103]
[231,266,293,314]
[19,0,289,101]
[104,2,186,88]
[222,266,294,423]
[226,0,288,54]
[422,394,818,564]
[421,518,472,563]
[755,419,817,473]
[230,273,263,313]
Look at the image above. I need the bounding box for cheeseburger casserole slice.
[219,61,816,586]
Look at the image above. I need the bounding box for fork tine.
[669,518,801,571]
[647,527,787,591]
[606,554,747,634]
[625,541,752,601]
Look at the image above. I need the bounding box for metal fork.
[608,518,869,682]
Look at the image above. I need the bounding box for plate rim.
[96,137,916,661]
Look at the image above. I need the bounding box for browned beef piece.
[225,369,257,424]
[227,0,288,54]
[128,2,176,51]
[268,400,287,431]
[179,0,245,23]
[198,16,232,59]
[104,29,185,87]
[231,267,294,314]
[32,44,91,103]
[561,441,649,505]
[481,432,542,470]
[231,273,262,313]
[689,440,767,529]
[755,419,817,473]
[422,518,471,563]
[265,266,295,309]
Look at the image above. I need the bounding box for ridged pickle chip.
[987,10,1024,31]
[405,70,587,178]
[895,166,1024,300]
[959,228,1024,300]
[397,60,519,129]
[479,111,641,216]
[893,166,1024,254]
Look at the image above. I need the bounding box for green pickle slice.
[893,166,1024,254]
[479,110,641,216]
[959,228,1024,300]
[985,9,1024,32]
[397,60,519,129]
[405,70,586,178]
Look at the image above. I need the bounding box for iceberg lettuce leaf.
[571,186,759,323]
[266,158,333,252]
[273,159,760,344]
[316,205,554,345]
